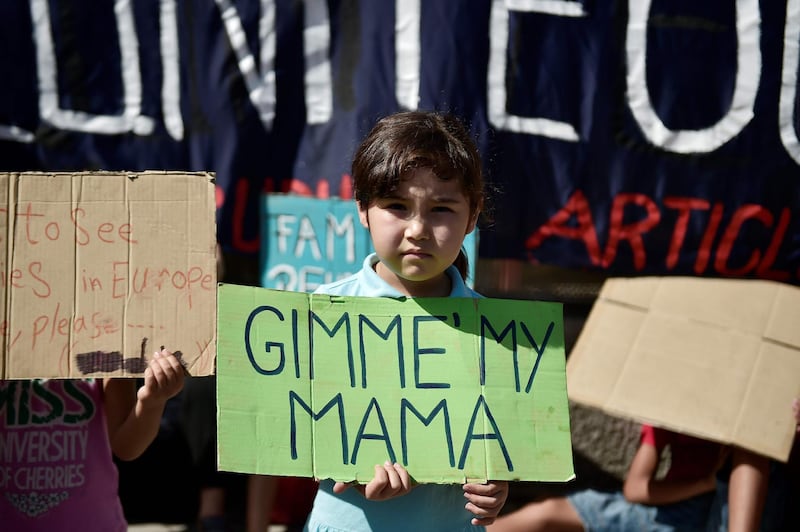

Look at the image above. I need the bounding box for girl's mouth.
[403,250,430,258]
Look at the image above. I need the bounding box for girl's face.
[358,167,477,297]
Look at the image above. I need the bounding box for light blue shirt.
[315,253,480,299]
[304,253,484,532]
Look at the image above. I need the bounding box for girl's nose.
[406,216,430,240]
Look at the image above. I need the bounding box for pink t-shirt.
[0,379,127,531]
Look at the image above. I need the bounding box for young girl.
[0,349,185,530]
[304,111,508,531]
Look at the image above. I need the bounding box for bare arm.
[104,349,185,461]
[246,475,278,532]
[722,397,796,532]
[622,441,720,506]
[726,448,769,532]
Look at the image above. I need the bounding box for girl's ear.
[357,201,370,229]
[465,210,479,235]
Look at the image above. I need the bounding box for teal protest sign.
[217,284,574,483]
[260,195,478,292]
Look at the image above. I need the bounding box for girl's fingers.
[158,351,184,378]
[143,364,154,387]
[392,462,411,491]
[462,482,492,495]
[471,515,499,526]
[143,350,184,397]
[364,464,388,499]
[462,481,508,524]
[332,481,352,494]
[463,491,504,516]
[384,462,403,491]
[152,350,183,375]
[382,462,412,494]
[363,462,411,500]
[463,493,499,510]
[462,481,506,496]
[148,354,170,387]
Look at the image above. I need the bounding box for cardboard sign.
[0,172,217,379]
[260,195,478,292]
[567,277,800,462]
[217,284,574,483]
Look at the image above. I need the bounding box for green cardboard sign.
[217,284,574,483]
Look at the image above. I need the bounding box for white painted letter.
[0,125,34,144]
[295,216,322,260]
[326,213,355,262]
[30,0,155,135]
[276,214,297,255]
[626,0,761,153]
[160,0,184,140]
[215,0,277,130]
[488,0,583,140]
[303,0,333,124]
[395,0,421,110]
[780,0,800,166]
[215,0,332,130]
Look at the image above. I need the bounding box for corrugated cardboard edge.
[0,174,16,379]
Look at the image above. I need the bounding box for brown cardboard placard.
[567,276,800,461]
[0,171,217,379]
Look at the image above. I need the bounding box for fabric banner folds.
[0,0,798,282]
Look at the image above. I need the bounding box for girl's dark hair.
[352,111,485,280]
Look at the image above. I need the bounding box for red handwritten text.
[526,190,794,281]
[0,261,51,297]
[111,262,214,309]
[31,303,119,350]
[0,204,136,246]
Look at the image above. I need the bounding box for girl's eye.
[432,206,454,213]
[384,202,406,211]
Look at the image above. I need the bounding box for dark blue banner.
[1,1,798,282]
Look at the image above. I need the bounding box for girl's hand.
[463,480,509,526]
[333,461,413,501]
[136,349,185,408]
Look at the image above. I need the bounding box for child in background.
[0,348,185,531]
[488,423,726,532]
[304,111,508,531]
[490,399,800,532]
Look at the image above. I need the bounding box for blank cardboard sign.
[0,171,217,379]
[567,277,800,461]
